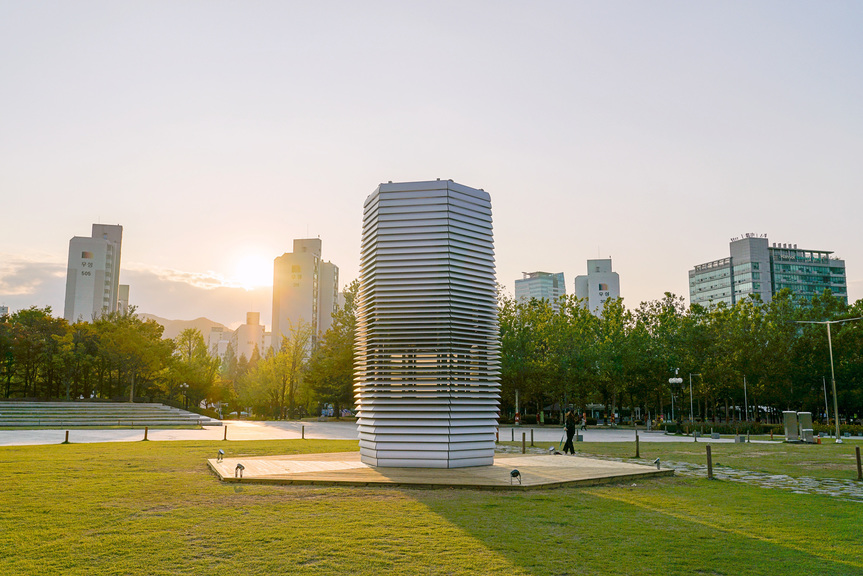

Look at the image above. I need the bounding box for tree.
[166,328,219,410]
[306,280,358,418]
[95,310,172,401]
[10,307,66,398]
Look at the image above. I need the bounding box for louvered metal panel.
[354,180,500,468]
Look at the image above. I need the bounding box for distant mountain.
[138,313,231,341]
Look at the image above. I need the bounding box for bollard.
[64,430,69,444]
[694,429,698,442]
[706,445,714,480]
[302,425,305,440]
[522,432,526,454]
[746,431,750,443]
[496,430,499,443]
[530,428,534,447]
[144,427,148,441]
[223,425,228,441]
[770,429,773,441]
[635,428,640,458]
[511,428,514,442]
[857,447,862,481]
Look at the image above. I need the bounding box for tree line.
[3,285,861,427]
[0,283,358,421]
[499,289,863,426]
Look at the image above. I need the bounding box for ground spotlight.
[217,449,224,463]
[510,469,521,485]
[235,463,245,478]
[653,458,660,469]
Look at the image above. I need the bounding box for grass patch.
[1,439,861,575]
[547,440,863,480]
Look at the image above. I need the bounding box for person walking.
[563,409,577,455]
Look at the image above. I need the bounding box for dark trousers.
[563,428,575,454]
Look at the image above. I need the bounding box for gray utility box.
[784,411,817,443]
[798,412,813,434]
[783,411,799,441]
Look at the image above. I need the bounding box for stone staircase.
[0,402,222,428]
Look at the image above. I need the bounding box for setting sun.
[232,253,273,290]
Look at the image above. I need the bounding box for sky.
[2,1,862,330]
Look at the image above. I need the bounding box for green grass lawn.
[552,438,863,480]
[1,439,861,575]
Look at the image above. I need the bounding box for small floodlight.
[653,458,660,470]
[217,449,224,463]
[510,469,521,485]
[235,463,245,478]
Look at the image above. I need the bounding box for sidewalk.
[0,420,780,447]
[0,419,360,446]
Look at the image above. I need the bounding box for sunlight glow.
[232,254,273,290]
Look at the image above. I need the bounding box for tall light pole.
[689,373,701,423]
[823,376,829,425]
[797,317,862,443]
[669,370,683,422]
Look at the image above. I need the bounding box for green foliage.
[236,320,313,419]
[305,280,358,418]
[498,290,863,424]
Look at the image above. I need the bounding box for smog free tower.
[355,180,501,468]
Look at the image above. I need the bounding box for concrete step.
[0,402,222,428]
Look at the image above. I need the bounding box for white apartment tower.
[272,238,339,350]
[574,258,621,316]
[230,312,267,361]
[64,224,123,323]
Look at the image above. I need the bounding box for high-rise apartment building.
[574,258,621,316]
[64,224,123,323]
[118,285,130,314]
[208,326,232,359]
[515,271,565,311]
[272,238,339,350]
[230,312,268,361]
[689,234,847,306]
[0,305,8,317]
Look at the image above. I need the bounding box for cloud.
[0,255,66,314]
[123,262,235,290]
[0,255,65,295]
[120,265,272,329]
[0,257,272,328]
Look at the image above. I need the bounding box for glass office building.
[689,235,847,307]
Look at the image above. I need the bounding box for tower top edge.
[365,180,490,206]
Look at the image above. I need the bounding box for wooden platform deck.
[207,451,673,490]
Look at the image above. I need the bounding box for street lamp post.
[180,382,189,411]
[669,370,683,423]
[796,317,862,443]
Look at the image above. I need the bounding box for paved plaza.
[208,450,673,490]
[0,420,774,446]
